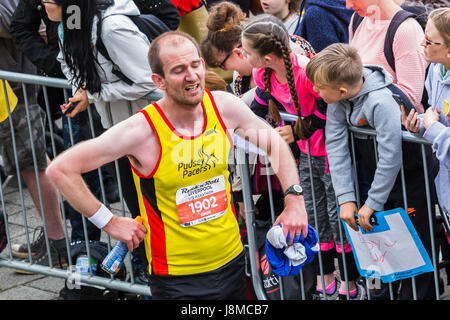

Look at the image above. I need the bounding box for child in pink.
[244,14,363,300]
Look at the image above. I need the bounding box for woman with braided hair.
[242,14,363,300]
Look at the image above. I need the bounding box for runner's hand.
[103,216,147,252]
[274,195,308,245]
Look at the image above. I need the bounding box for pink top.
[349,15,428,113]
[253,53,326,157]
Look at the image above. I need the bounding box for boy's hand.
[400,106,420,133]
[358,204,375,232]
[423,107,440,129]
[339,201,358,231]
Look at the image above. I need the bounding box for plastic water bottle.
[75,254,98,287]
[101,216,143,275]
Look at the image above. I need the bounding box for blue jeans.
[62,106,110,242]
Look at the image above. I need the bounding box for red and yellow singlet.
[131,90,243,276]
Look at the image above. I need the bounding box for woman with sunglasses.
[402,8,450,225]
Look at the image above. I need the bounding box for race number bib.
[176,175,228,227]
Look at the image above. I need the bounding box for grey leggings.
[298,152,348,250]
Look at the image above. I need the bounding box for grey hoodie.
[325,65,402,212]
[58,0,161,128]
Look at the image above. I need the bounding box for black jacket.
[10,0,63,77]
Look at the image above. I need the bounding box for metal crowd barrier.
[235,112,449,301]
[0,70,448,300]
[0,70,150,297]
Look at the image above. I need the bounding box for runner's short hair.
[148,31,201,77]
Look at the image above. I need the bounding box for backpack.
[351,5,432,109]
[96,0,180,86]
[58,240,128,300]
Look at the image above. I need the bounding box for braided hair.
[242,15,306,138]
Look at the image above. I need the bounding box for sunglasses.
[217,44,242,70]
[424,38,442,47]
[41,0,58,4]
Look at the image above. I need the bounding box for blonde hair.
[305,43,363,88]
[429,8,450,48]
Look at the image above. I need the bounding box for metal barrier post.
[236,146,267,300]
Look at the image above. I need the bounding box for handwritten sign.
[340,208,434,283]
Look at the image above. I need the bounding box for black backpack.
[351,5,433,109]
[96,0,180,85]
[58,240,128,300]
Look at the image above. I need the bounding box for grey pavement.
[1,173,450,300]
[0,174,131,300]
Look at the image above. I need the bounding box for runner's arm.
[46,112,150,249]
[214,91,308,242]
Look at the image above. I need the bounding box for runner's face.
[160,40,205,107]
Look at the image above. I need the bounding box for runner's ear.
[152,73,166,90]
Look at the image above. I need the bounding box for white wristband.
[88,204,113,229]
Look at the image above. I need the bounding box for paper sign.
[0,80,18,123]
[340,207,434,283]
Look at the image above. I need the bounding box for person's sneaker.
[312,278,340,300]
[337,283,366,300]
[11,226,45,259]
[15,238,68,275]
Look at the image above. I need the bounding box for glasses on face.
[217,44,242,70]
[424,38,443,47]
[41,0,57,5]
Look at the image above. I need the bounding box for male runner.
[46,31,308,299]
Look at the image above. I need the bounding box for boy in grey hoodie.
[306,43,437,300]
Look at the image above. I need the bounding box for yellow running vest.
[131,90,243,276]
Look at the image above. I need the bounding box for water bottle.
[101,216,143,275]
[75,254,98,287]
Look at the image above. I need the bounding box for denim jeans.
[62,106,110,242]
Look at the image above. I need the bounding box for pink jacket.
[253,52,326,157]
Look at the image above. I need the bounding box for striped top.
[349,16,428,113]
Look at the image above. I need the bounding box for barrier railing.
[0,70,448,300]
[236,111,448,301]
[0,70,151,297]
